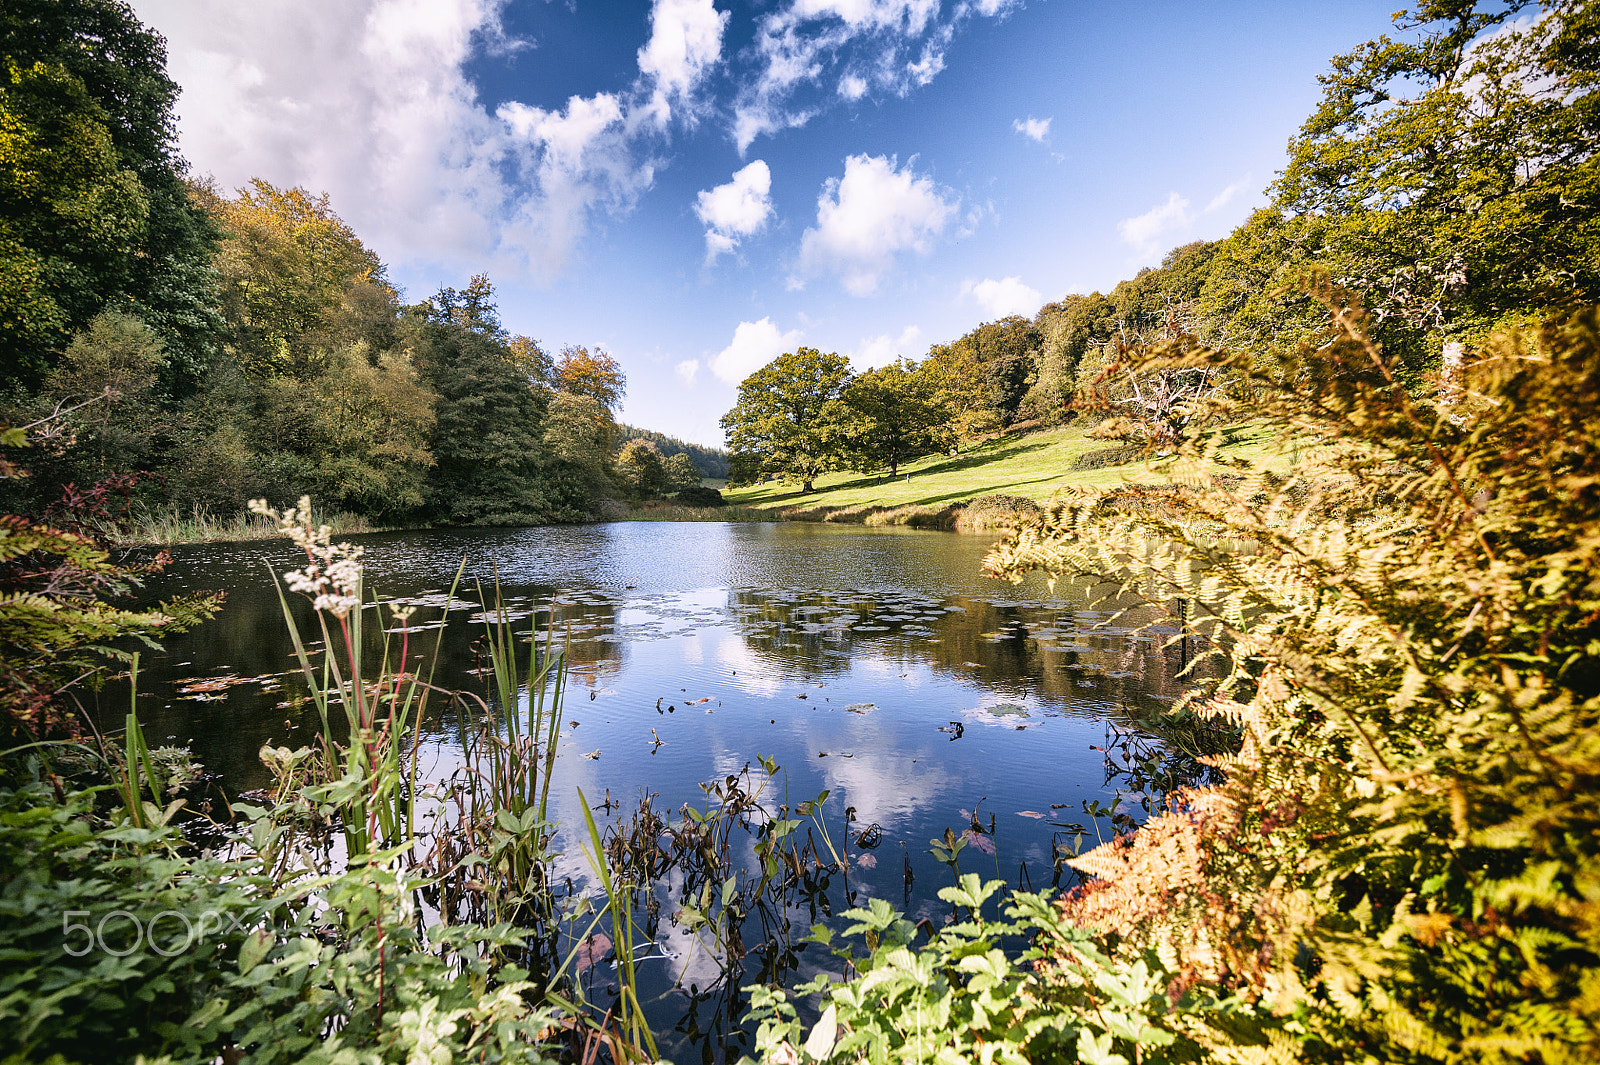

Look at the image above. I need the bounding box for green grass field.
[721,421,1282,520]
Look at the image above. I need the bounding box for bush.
[675,484,724,507]
[953,493,1044,531]
[984,286,1600,1062]
[0,778,564,1063]
[1073,444,1144,470]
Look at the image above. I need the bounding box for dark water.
[111,521,1199,1056]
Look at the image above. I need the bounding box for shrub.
[953,493,1043,531]
[1073,445,1144,470]
[675,483,724,507]
[985,284,1600,1062]
[0,778,565,1064]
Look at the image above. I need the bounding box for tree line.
[0,0,725,529]
[724,0,1599,488]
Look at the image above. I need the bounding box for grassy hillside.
[721,422,1280,525]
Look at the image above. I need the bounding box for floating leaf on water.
[962,829,996,855]
[575,933,612,973]
[175,674,246,694]
[583,750,601,760]
[843,703,877,715]
[1017,810,1045,819]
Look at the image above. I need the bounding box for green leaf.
[804,1003,838,1060]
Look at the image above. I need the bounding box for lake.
[113,520,1201,1058]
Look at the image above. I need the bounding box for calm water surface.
[114,521,1197,1057]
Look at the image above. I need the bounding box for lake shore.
[111,423,1275,545]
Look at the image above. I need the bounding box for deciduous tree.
[720,347,852,492]
[841,360,948,477]
[555,345,626,411]
[922,316,1040,435]
[0,0,220,387]
[615,439,667,499]
[209,180,386,379]
[663,451,701,494]
[1208,1,1600,368]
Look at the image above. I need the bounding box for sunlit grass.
[722,421,1284,521]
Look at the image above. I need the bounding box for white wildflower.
[251,497,365,618]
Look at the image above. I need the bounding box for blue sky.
[135,0,1397,446]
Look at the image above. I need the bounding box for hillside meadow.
[721,421,1282,525]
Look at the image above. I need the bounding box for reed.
[255,497,453,858]
[114,502,384,546]
[577,786,659,1062]
[617,502,778,522]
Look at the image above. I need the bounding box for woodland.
[2,1,1599,1064]
[0,0,719,530]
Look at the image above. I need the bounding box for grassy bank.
[613,501,778,522]
[722,421,1279,526]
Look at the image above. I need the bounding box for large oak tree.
[721,347,852,492]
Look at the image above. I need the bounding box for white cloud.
[675,358,701,385]
[711,317,804,384]
[132,0,1022,283]
[731,0,1007,153]
[497,93,658,276]
[1205,175,1251,214]
[1117,192,1193,258]
[850,325,923,370]
[132,0,666,281]
[694,160,774,263]
[1117,175,1257,263]
[134,0,506,266]
[637,0,729,125]
[1012,116,1051,142]
[964,276,1042,318]
[797,154,957,296]
[963,0,1021,14]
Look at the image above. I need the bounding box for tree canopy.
[206,179,386,379]
[1205,0,1600,367]
[0,0,218,387]
[841,360,949,477]
[555,345,626,411]
[720,347,852,492]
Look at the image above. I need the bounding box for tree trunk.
[802,479,813,493]
[888,458,898,478]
